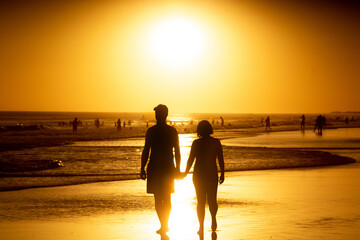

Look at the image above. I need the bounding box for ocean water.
[0,112,359,191]
[1,111,358,128]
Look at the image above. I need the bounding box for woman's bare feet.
[156,227,169,235]
[197,225,204,235]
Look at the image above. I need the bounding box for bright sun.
[147,17,207,68]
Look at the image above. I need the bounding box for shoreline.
[0,147,356,192]
[1,161,357,193]
[1,121,359,152]
[1,125,359,192]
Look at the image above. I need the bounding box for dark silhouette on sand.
[220,116,224,127]
[265,116,271,131]
[300,115,305,131]
[116,118,121,131]
[141,104,181,235]
[95,118,100,128]
[72,117,78,132]
[184,120,225,234]
[314,115,324,134]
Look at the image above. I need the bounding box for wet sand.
[1,163,360,240]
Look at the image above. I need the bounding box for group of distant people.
[261,116,271,131]
[313,115,326,134]
[71,113,351,135]
[299,114,327,134]
[262,114,327,134]
[71,117,135,133]
[211,117,225,126]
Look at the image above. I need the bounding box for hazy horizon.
[0,109,359,115]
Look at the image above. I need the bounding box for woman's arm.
[185,141,196,174]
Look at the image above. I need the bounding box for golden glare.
[169,175,198,238]
[167,133,198,237]
[147,17,207,68]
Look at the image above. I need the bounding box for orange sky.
[0,0,359,113]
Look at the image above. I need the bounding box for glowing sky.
[0,0,359,113]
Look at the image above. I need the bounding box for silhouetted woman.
[184,120,225,234]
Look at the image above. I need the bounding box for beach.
[1,164,360,240]
[1,112,360,239]
[2,0,360,238]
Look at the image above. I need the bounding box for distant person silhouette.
[345,117,349,125]
[95,118,100,128]
[184,120,225,234]
[72,117,78,132]
[322,115,326,129]
[220,116,224,127]
[140,104,181,235]
[116,118,121,131]
[300,115,305,131]
[265,116,271,131]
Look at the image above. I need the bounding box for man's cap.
[153,104,168,114]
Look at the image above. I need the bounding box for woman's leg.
[195,184,206,233]
[207,184,218,231]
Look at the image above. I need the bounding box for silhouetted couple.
[313,115,326,134]
[141,104,225,237]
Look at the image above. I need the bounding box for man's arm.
[140,130,150,180]
[218,140,225,184]
[174,132,181,174]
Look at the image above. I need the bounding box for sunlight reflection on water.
[222,128,360,149]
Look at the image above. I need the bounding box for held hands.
[140,168,146,180]
[219,173,225,184]
[179,172,188,179]
[174,169,187,180]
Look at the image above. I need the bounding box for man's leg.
[154,193,163,229]
[154,192,171,233]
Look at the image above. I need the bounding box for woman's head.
[197,120,213,137]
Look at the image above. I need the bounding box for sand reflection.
[168,175,198,239]
[167,133,199,239]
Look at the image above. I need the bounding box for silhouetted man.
[300,114,305,131]
[140,104,181,235]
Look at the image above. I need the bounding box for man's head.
[154,104,168,123]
